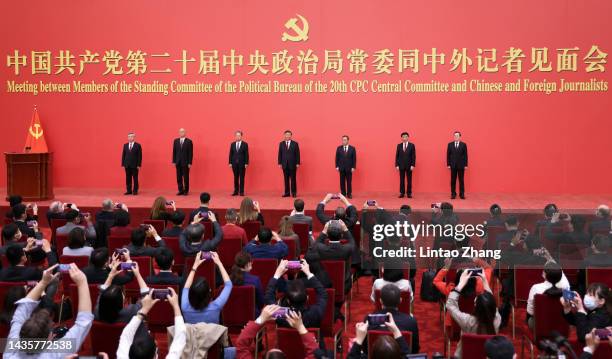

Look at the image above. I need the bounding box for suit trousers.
[282,166,297,195]
[399,168,413,195]
[339,169,353,196]
[232,165,246,194]
[125,167,139,192]
[450,168,465,195]
[176,165,190,193]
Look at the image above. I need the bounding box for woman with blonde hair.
[239,197,264,225]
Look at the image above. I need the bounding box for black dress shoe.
[292,194,297,198]
[347,194,352,199]
[124,191,132,195]
[451,194,456,199]
[398,194,405,198]
[407,194,413,198]
[231,192,238,196]
[133,191,138,195]
[177,192,184,196]
[239,193,244,196]
[460,194,466,199]
[282,194,290,197]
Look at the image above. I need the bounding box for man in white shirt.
[526,261,570,328]
[117,288,186,359]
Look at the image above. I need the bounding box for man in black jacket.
[229,130,249,196]
[446,131,468,199]
[589,205,611,237]
[82,247,133,285]
[179,212,223,256]
[161,211,185,237]
[121,132,142,195]
[172,128,193,196]
[146,247,183,285]
[335,135,356,198]
[395,132,416,198]
[264,259,327,329]
[315,193,358,230]
[126,226,166,257]
[365,284,420,353]
[278,130,300,197]
[11,203,40,239]
[305,220,356,294]
[0,242,57,281]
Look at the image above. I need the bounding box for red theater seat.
[461,333,496,359]
[276,327,320,359]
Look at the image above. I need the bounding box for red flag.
[24,106,48,153]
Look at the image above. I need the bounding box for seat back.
[184,256,217,288]
[250,258,278,288]
[533,294,570,342]
[485,226,505,250]
[147,284,180,332]
[276,327,320,359]
[217,236,243,270]
[108,236,131,251]
[125,256,152,293]
[202,220,213,240]
[292,222,310,254]
[321,260,346,303]
[241,221,261,242]
[219,285,256,333]
[461,333,496,359]
[351,222,362,251]
[586,267,612,288]
[91,321,125,359]
[143,220,165,234]
[277,237,297,260]
[306,287,336,338]
[367,330,413,357]
[592,343,612,359]
[69,283,100,319]
[55,233,69,255]
[59,256,90,290]
[50,218,68,245]
[374,288,411,314]
[162,236,185,273]
[514,266,544,308]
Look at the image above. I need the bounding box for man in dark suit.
[289,198,313,232]
[121,132,142,195]
[335,135,356,198]
[172,128,193,196]
[146,247,183,285]
[395,132,416,198]
[126,226,166,257]
[229,130,249,196]
[82,247,133,285]
[588,205,611,237]
[278,130,300,197]
[446,131,468,199]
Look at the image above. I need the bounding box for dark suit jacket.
[179,221,223,256]
[82,265,133,285]
[290,213,313,232]
[172,138,193,166]
[229,141,249,166]
[278,140,300,169]
[446,141,468,169]
[14,220,36,238]
[588,216,611,237]
[366,308,420,353]
[395,142,416,169]
[126,241,166,257]
[146,271,183,286]
[189,206,210,223]
[122,142,142,168]
[306,230,356,292]
[335,145,356,170]
[0,249,57,280]
[316,203,359,229]
[161,226,183,238]
[264,275,327,328]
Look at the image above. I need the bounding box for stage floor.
[7,187,611,212]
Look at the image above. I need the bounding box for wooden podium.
[4,152,53,201]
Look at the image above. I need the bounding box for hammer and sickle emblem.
[282,14,309,42]
[29,124,43,139]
